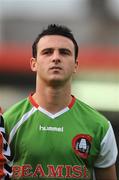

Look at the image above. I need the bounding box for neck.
[33,81,72,114]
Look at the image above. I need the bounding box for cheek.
[37,61,48,73]
[67,62,76,72]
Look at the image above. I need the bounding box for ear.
[73,59,78,73]
[30,57,37,72]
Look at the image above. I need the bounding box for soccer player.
[0,113,12,179]
[3,24,118,180]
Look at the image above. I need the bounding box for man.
[3,24,118,179]
[0,113,12,179]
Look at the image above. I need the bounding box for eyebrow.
[40,48,53,53]
[40,48,72,54]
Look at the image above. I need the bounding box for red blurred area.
[0,44,119,74]
[78,46,119,71]
[0,44,31,73]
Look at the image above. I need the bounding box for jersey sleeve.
[94,121,118,168]
[0,115,12,179]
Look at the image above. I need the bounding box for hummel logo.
[39,125,64,132]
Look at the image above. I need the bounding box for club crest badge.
[72,134,92,159]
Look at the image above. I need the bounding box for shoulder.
[3,97,29,117]
[75,98,109,123]
[74,98,109,136]
[3,97,33,132]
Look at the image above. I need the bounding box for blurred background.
[0,0,119,176]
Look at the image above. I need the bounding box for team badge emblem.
[72,134,92,159]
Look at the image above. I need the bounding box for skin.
[30,35,117,179]
[30,35,78,113]
[94,164,117,180]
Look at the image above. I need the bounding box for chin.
[48,78,66,87]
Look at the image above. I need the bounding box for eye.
[60,49,71,56]
[41,48,53,55]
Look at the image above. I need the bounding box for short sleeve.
[94,121,118,168]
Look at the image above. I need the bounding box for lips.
[50,66,62,70]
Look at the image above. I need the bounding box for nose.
[52,58,61,64]
[52,51,61,64]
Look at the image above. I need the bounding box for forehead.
[37,35,74,51]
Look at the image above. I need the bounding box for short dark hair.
[32,24,78,60]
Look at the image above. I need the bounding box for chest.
[12,111,98,164]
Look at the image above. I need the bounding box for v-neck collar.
[29,94,76,119]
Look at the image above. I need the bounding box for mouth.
[50,66,62,70]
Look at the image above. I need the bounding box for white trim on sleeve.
[9,107,37,144]
[94,121,118,168]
